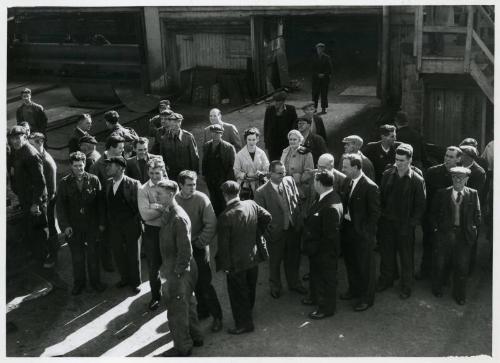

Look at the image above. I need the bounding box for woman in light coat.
[280,129,314,196]
[234,127,269,197]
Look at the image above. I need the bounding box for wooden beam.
[250,15,265,96]
[420,58,466,74]
[481,96,487,151]
[477,5,495,28]
[416,6,424,72]
[381,6,389,106]
[422,25,467,34]
[464,6,474,72]
[472,30,494,64]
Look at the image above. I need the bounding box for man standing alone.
[311,43,333,114]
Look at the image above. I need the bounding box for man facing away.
[68,113,92,154]
[216,181,271,334]
[311,43,333,114]
[175,170,223,333]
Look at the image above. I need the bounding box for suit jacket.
[264,104,298,157]
[57,172,104,236]
[16,102,48,134]
[216,199,272,273]
[311,53,333,77]
[466,161,486,196]
[293,115,327,141]
[12,142,47,207]
[363,141,402,185]
[202,139,236,184]
[125,153,163,184]
[255,177,302,239]
[424,163,453,216]
[302,190,343,256]
[160,129,199,177]
[105,175,141,222]
[68,127,88,154]
[302,132,328,166]
[203,122,242,151]
[341,174,381,240]
[430,186,481,245]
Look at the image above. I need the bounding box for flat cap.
[209,124,224,133]
[105,156,127,168]
[315,42,325,48]
[460,145,478,158]
[79,135,98,145]
[342,135,364,145]
[450,166,471,176]
[159,99,171,106]
[29,132,46,140]
[459,138,478,148]
[301,101,316,110]
[9,125,27,136]
[167,112,184,121]
[296,116,312,124]
[160,109,173,116]
[21,88,31,94]
[272,91,287,101]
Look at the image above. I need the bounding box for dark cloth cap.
[315,42,325,48]
[450,166,471,176]
[9,125,27,136]
[459,137,478,148]
[29,132,45,140]
[21,88,31,95]
[272,91,287,101]
[105,156,127,168]
[160,109,173,116]
[159,99,171,106]
[79,135,98,145]
[301,101,316,110]
[168,112,184,120]
[297,116,312,124]
[209,124,224,133]
[459,145,478,158]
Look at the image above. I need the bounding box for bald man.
[203,108,242,151]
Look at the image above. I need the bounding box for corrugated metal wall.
[176,33,250,71]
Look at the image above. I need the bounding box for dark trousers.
[207,183,225,216]
[432,228,471,301]
[227,266,258,329]
[143,225,162,300]
[99,229,114,270]
[164,268,203,354]
[379,218,415,291]
[419,222,434,278]
[468,226,480,274]
[268,227,302,291]
[46,197,59,258]
[312,75,330,110]
[109,222,141,287]
[193,247,222,319]
[309,252,337,315]
[341,221,376,305]
[21,204,47,264]
[68,231,101,287]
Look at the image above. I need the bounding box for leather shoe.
[353,302,372,312]
[148,299,160,311]
[340,291,354,300]
[301,297,316,306]
[193,339,204,347]
[211,317,223,332]
[91,282,106,293]
[115,280,128,288]
[399,289,411,300]
[376,282,393,293]
[290,286,308,295]
[71,285,84,295]
[270,289,281,299]
[309,310,334,320]
[157,348,192,357]
[130,286,141,294]
[227,326,254,335]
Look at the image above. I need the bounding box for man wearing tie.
[340,153,381,312]
[255,160,307,299]
[430,167,481,305]
[126,137,163,184]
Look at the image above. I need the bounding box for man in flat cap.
[430,166,481,305]
[9,125,48,266]
[202,123,236,215]
[297,116,328,166]
[311,43,333,115]
[159,112,200,180]
[79,135,101,172]
[68,113,92,154]
[377,143,426,300]
[151,109,173,154]
[104,156,143,294]
[203,108,242,152]
[148,99,171,138]
[16,88,48,135]
[297,102,327,141]
[264,91,297,161]
[339,135,375,182]
[29,132,59,268]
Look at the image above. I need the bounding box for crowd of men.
[6,87,494,357]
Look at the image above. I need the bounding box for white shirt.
[381,144,390,153]
[318,189,333,202]
[344,173,364,221]
[112,175,124,195]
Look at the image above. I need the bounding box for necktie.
[348,180,354,199]
[456,191,462,204]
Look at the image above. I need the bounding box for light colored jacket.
[137,179,164,227]
[234,146,269,192]
[280,146,314,190]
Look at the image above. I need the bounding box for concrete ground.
[5,76,492,357]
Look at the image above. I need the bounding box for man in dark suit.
[202,124,236,215]
[363,124,401,185]
[430,167,481,305]
[393,111,428,170]
[104,156,142,294]
[297,102,327,141]
[68,113,92,154]
[16,88,48,135]
[417,146,462,280]
[203,108,242,151]
[57,151,106,295]
[125,137,163,184]
[311,43,333,114]
[339,135,375,182]
[9,125,48,265]
[340,153,381,312]
[216,181,272,334]
[297,117,328,166]
[255,160,306,299]
[264,91,298,161]
[301,170,343,319]
[377,144,426,299]
[79,135,101,172]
